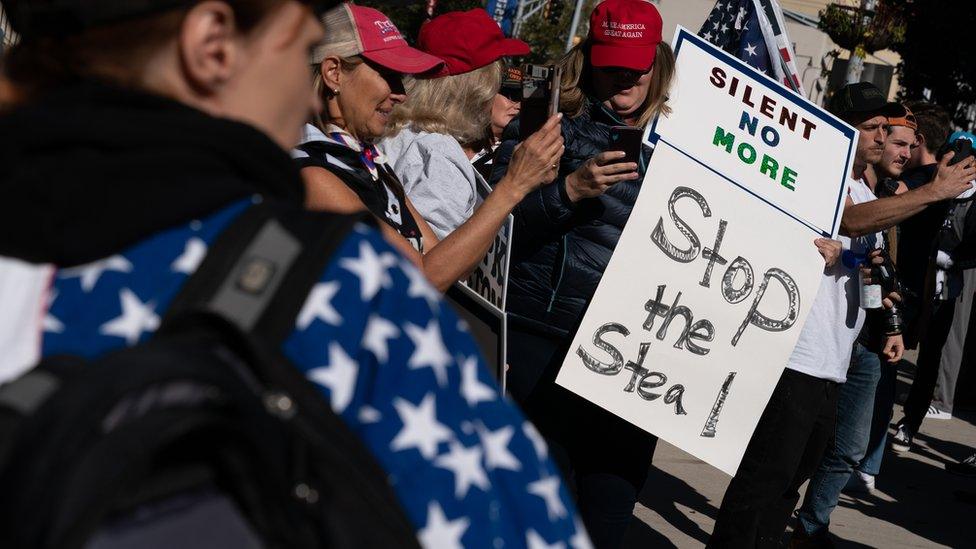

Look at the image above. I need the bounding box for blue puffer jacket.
[492,98,651,338]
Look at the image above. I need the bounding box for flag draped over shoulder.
[699,0,804,97]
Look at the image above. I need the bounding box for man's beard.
[865,149,884,165]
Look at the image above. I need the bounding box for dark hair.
[905,101,951,154]
[3,0,282,96]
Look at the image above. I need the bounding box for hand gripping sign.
[555,28,855,475]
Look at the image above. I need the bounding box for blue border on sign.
[663,141,824,236]
[648,28,854,238]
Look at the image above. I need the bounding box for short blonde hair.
[558,41,675,128]
[387,61,504,148]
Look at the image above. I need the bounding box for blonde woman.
[381,9,533,238]
[489,1,677,546]
[295,4,563,291]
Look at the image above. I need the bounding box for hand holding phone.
[565,149,640,203]
[520,64,562,139]
[607,126,643,166]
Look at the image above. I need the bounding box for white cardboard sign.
[462,175,514,311]
[456,173,513,388]
[555,28,856,475]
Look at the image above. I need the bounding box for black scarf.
[0,80,305,266]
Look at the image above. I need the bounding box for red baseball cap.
[418,9,530,77]
[313,4,444,75]
[588,0,663,72]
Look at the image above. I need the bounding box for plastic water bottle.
[859,269,883,309]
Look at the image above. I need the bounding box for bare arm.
[841,187,938,237]
[410,182,523,291]
[302,158,534,290]
[841,152,976,237]
[302,166,370,213]
[302,116,564,293]
[415,115,565,291]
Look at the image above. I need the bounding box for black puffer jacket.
[492,98,651,337]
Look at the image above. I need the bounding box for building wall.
[1,6,17,50]
[654,0,901,106]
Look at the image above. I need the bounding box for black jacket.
[491,99,651,337]
[896,164,943,297]
[0,81,304,265]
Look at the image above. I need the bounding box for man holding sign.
[708,83,908,547]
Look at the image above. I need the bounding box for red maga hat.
[418,9,530,77]
[313,3,444,75]
[588,0,663,72]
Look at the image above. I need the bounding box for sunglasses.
[498,86,522,102]
[595,66,651,78]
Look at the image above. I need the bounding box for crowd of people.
[0,0,973,548]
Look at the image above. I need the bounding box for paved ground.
[622,354,976,548]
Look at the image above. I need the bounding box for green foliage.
[892,0,976,129]
[818,2,905,55]
[355,0,484,44]
[518,0,598,65]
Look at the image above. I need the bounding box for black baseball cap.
[827,82,906,123]
[2,0,337,39]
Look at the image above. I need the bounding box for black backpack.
[0,203,419,549]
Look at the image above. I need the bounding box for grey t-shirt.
[380,127,479,240]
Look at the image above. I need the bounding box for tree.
[356,0,484,45]
[518,0,598,64]
[892,0,976,130]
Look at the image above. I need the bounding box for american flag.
[699,0,805,96]
[4,198,590,548]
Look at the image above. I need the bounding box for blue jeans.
[796,342,881,535]
[858,358,897,476]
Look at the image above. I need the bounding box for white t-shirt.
[786,178,881,382]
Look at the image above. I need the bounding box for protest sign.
[462,177,513,311]
[446,283,507,388]
[555,28,856,475]
[453,175,512,387]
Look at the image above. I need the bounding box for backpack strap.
[157,202,420,546]
[162,200,370,344]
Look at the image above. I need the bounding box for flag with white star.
[30,198,589,548]
[699,0,804,96]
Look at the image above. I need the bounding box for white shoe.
[843,470,875,494]
[925,405,952,420]
[892,424,914,453]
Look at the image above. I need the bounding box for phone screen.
[520,65,561,139]
[607,126,643,165]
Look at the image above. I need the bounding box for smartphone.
[520,64,562,139]
[607,126,643,165]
